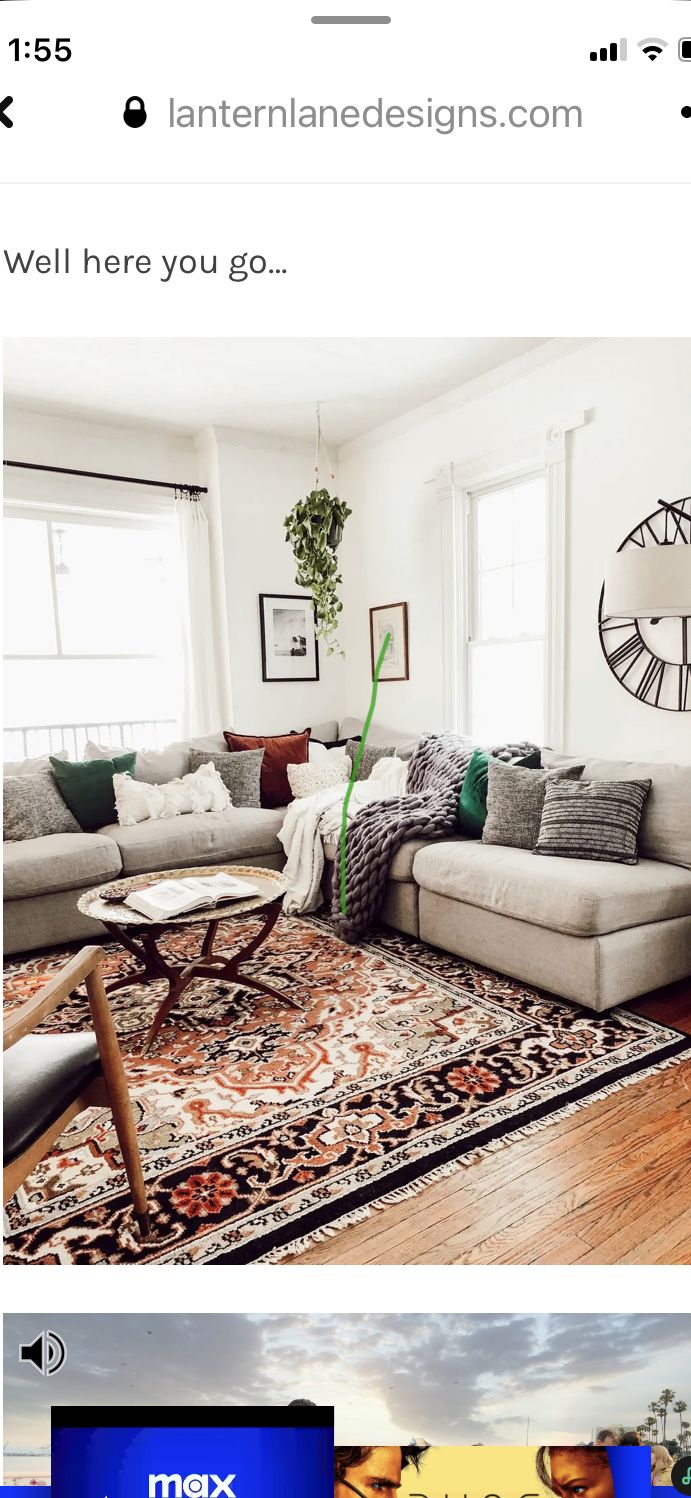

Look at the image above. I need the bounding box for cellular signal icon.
[590,39,627,61]
[638,38,668,59]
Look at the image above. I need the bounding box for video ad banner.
[334,1445,653,1498]
[50,1406,334,1498]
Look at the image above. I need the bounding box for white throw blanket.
[278,756,407,915]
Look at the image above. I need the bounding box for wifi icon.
[638,37,668,58]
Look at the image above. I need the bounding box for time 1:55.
[9,39,72,62]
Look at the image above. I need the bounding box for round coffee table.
[78,864,294,1051]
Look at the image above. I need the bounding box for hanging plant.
[284,407,352,654]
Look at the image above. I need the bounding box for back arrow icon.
[1,96,14,128]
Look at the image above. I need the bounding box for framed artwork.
[259,593,320,681]
[370,601,409,681]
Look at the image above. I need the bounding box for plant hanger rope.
[313,402,336,489]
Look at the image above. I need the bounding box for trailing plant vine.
[284,487,352,654]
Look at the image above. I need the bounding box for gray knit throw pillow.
[482,760,584,850]
[188,749,264,808]
[535,777,652,865]
[3,770,81,841]
[346,739,395,782]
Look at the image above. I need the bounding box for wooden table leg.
[106,899,298,1053]
[101,922,174,994]
[215,900,302,1010]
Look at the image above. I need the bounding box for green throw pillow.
[458,748,541,837]
[50,752,137,831]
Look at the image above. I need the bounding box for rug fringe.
[258,1049,687,1263]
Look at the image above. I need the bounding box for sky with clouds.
[4,1314,690,1453]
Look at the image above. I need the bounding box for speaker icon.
[19,1331,66,1376]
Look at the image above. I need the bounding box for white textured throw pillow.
[287,756,351,799]
[84,737,191,785]
[113,761,231,826]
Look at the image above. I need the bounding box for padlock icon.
[123,95,147,129]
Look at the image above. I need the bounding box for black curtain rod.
[3,460,207,495]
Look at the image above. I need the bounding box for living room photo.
[2,335,690,1268]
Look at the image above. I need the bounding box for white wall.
[7,339,691,762]
[3,405,194,507]
[197,427,345,734]
[338,339,691,763]
[3,406,345,736]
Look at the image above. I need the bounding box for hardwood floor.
[285,982,691,1267]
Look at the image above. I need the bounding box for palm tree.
[681,1421,691,1455]
[659,1390,676,1444]
[649,1402,661,1441]
[675,1400,688,1441]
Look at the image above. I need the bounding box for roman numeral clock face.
[598,496,691,712]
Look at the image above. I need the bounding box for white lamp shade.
[604,545,691,618]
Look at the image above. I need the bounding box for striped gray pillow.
[534,778,652,865]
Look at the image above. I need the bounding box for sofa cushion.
[3,750,69,777]
[98,808,286,876]
[3,832,122,900]
[308,719,339,744]
[543,752,691,870]
[412,840,691,937]
[84,738,192,785]
[323,835,458,883]
[339,717,419,761]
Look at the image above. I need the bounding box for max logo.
[149,1478,236,1498]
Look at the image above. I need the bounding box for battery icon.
[679,38,691,58]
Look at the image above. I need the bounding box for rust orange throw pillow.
[223,729,310,808]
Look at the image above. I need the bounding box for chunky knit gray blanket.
[331,731,536,942]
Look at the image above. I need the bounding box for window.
[3,508,182,758]
[467,475,548,744]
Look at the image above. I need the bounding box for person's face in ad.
[336,1447,403,1498]
[549,1452,615,1498]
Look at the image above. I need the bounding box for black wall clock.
[598,495,691,713]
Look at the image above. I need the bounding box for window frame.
[466,470,548,745]
[437,419,583,751]
[3,502,174,666]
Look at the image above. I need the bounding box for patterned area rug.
[4,915,690,1264]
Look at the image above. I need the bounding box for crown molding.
[336,339,598,462]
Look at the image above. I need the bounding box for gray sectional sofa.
[4,809,286,956]
[4,723,691,1015]
[324,745,691,1014]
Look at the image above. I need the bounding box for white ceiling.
[3,338,551,448]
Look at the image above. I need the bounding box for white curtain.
[174,490,232,737]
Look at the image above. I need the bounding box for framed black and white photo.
[259,593,320,682]
[370,601,409,681]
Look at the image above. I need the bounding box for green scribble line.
[339,630,392,917]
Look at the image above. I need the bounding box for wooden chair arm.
[3,945,106,1050]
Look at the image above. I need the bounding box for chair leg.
[107,1086,151,1239]
[85,967,151,1239]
